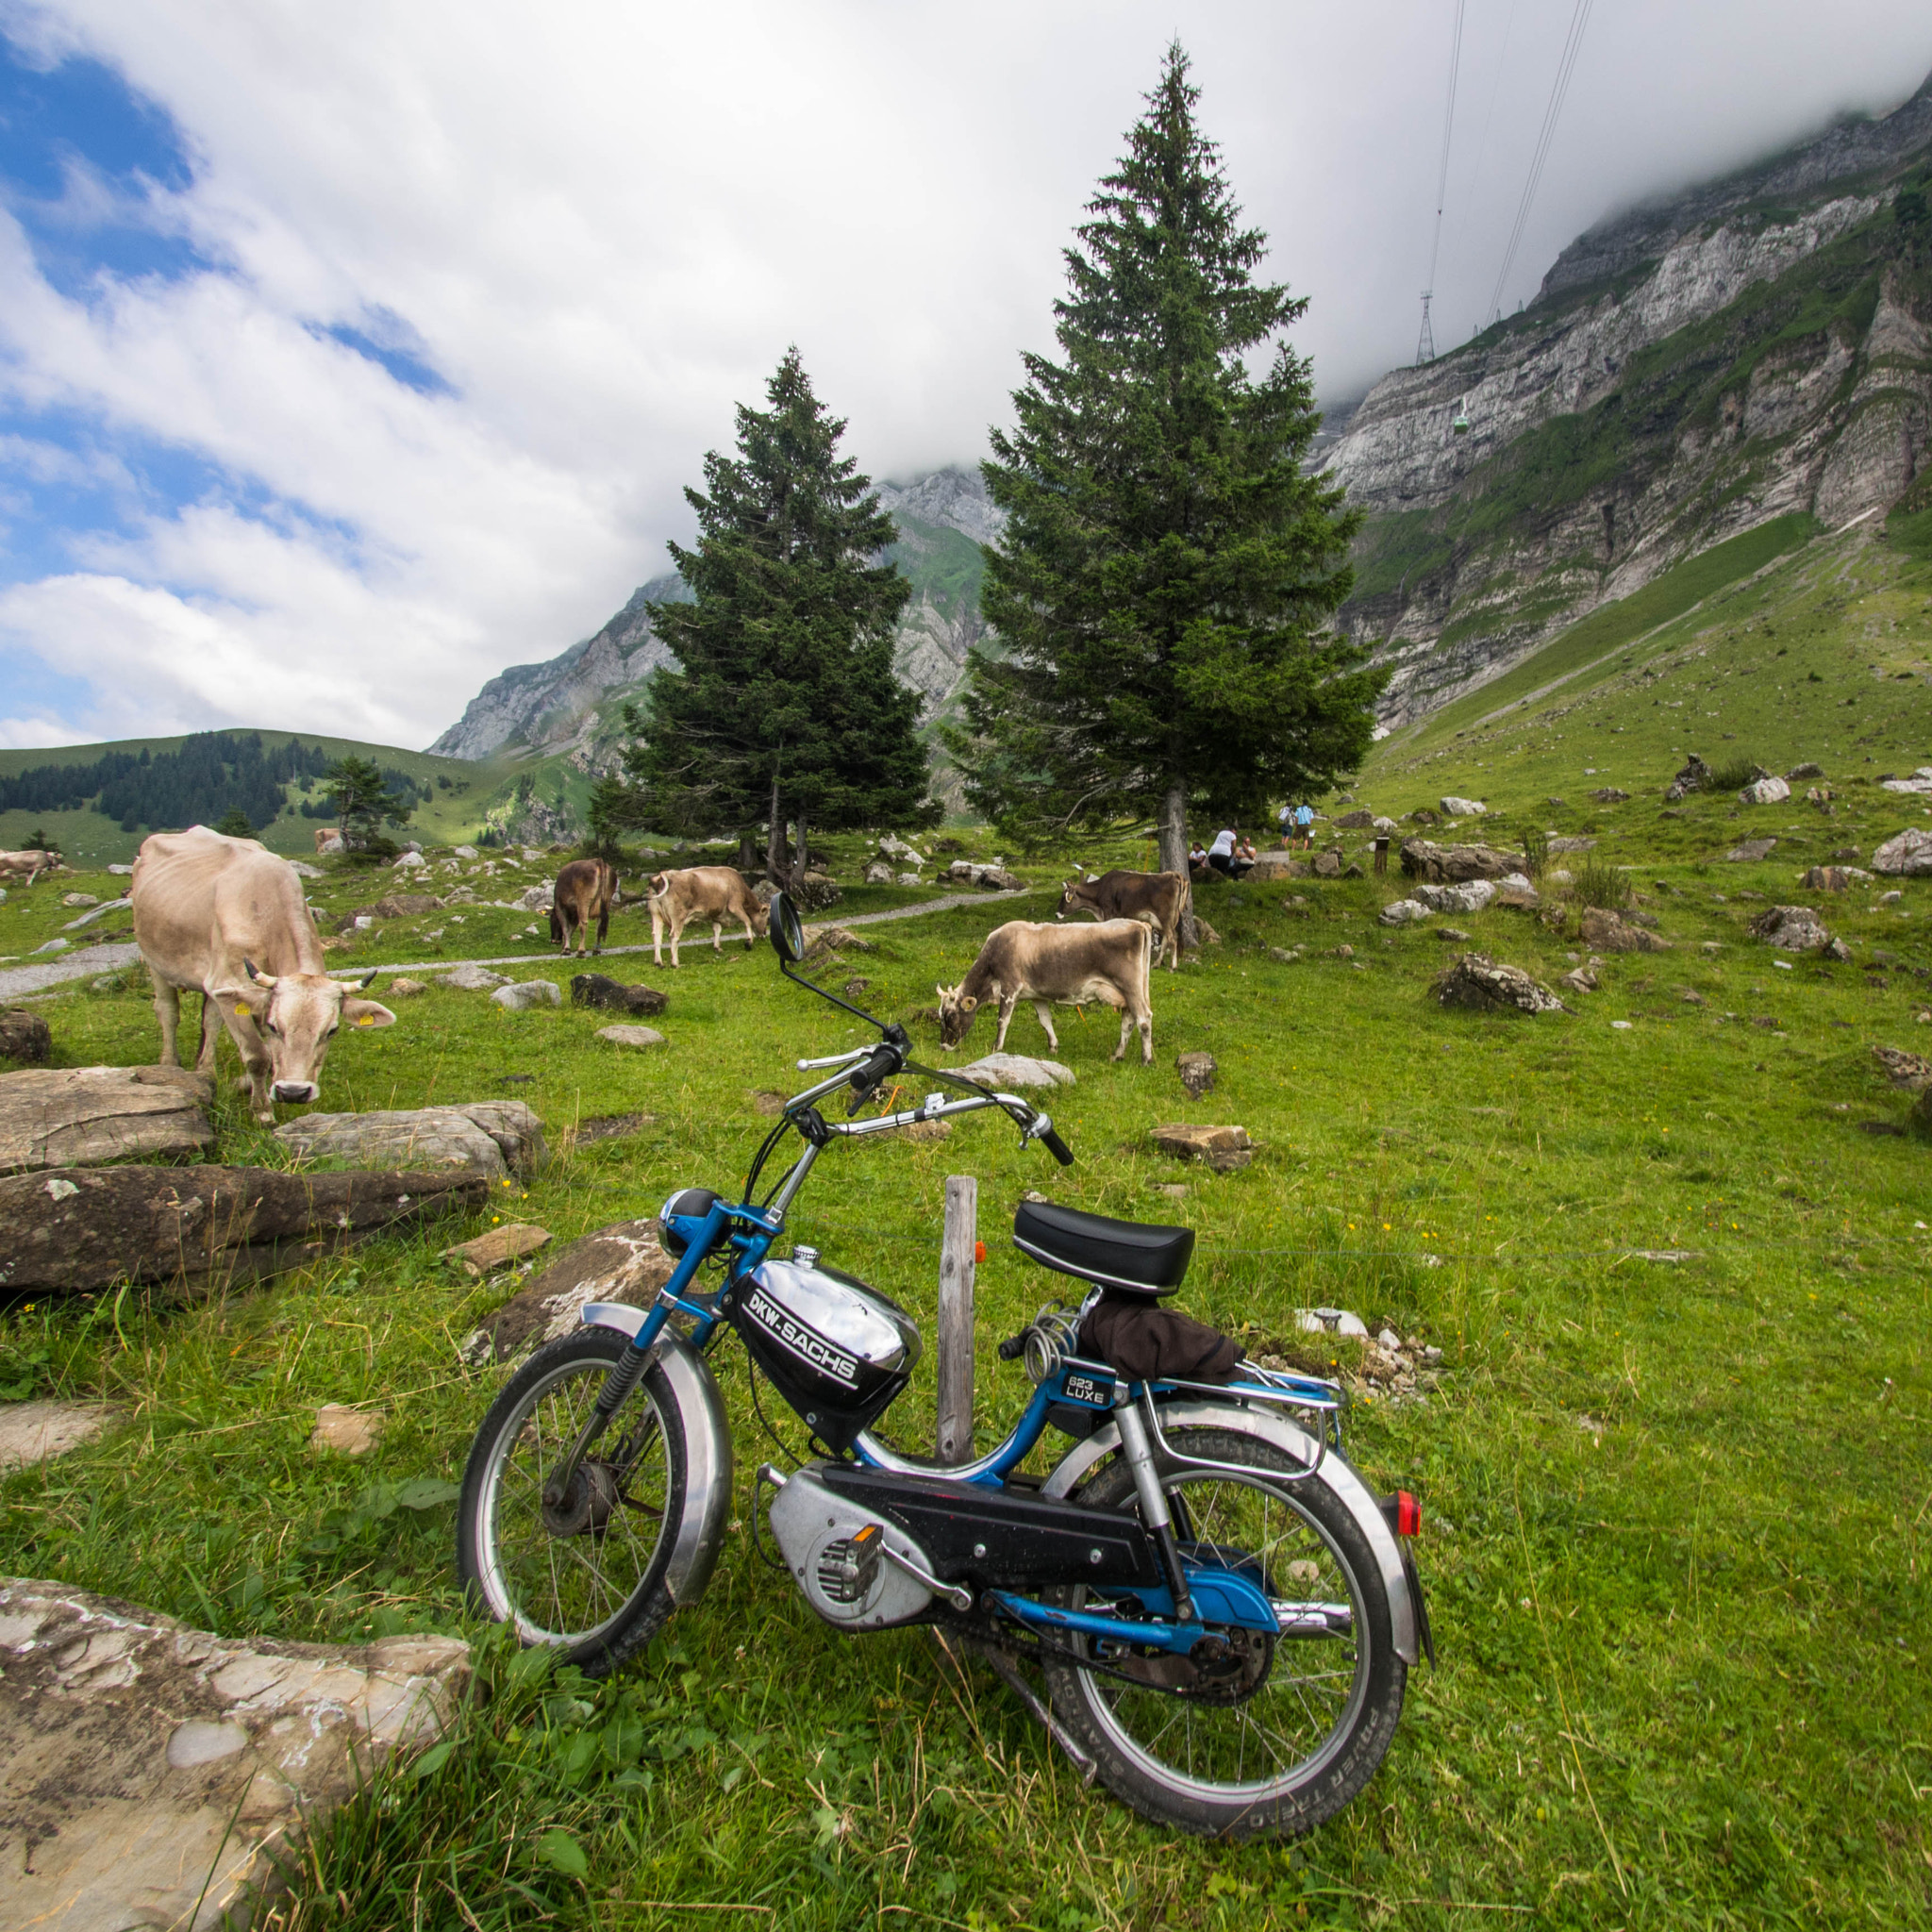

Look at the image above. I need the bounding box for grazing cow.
[131,825,396,1123]
[1056,869,1189,971]
[313,826,343,855]
[937,919,1154,1063]
[550,858,621,956]
[646,866,769,968]
[0,848,67,886]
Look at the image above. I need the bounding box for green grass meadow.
[2,525,1931,1927]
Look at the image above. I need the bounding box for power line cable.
[1416,0,1466,365]
[1487,0,1592,327]
[1455,0,1519,275]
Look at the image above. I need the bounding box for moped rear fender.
[1039,1399,1421,1667]
[579,1304,733,1608]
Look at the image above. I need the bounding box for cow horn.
[244,958,262,981]
[355,969,378,989]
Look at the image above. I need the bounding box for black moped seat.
[1012,1200,1193,1297]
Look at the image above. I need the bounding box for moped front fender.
[579,1304,733,1607]
[1039,1398,1421,1667]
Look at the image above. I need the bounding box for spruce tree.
[948,44,1383,876]
[620,348,936,891]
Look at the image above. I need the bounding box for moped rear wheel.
[1041,1427,1405,1839]
[457,1328,686,1675]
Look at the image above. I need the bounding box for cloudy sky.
[1,1,1927,753]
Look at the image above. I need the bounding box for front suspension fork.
[543,1341,655,1508]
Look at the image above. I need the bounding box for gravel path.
[1,889,1039,1003]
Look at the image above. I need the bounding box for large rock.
[1872,827,1932,875]
[0,1581,467,1932]
[952,1054,1076,1089]
[458,1217,675,1365]
[1433,954,1566,1014]
[1399,839,1524,884]
[0,1066,213,1176]
[373,892,442,918]
[1871,1045,1932,1091]
[491,979,560,1011]
[1579,908,1672,953]
[0,1163,487,1294]
[0,1008,52,1065]
[1724,838,1778,862]
[275,1101,544,1179]
[443,1222,552,1276]
[437,963,509,991]
[1665,755,1714,801]
[1245,851,1308,879]
[942,860,1023,891]
[1740,775,1790,805]
[1378,898,1432,925]
[1332,808,1375,829]
[1801,864,1871,891]
[1175,1051,1217,1098]
[0,1401,119,1473]
[571,974,668,1016]
[597,1024,666,1049]
[1547,836,1596,854]
[1440,796,1487,817]
[1879,766,1932,795]
[515,883,555,911]
[1750,905,1831,952]
[1151,1124,1253,1172]
[1415,879,1495,915]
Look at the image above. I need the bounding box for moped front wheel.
[457,1328,687,1675]
[1041,1427,1405,1839]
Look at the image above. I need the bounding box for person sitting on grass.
[1188,841,1212,878]
[1208,827,1253,880]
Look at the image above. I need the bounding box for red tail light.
[1394,1491,1422,1537]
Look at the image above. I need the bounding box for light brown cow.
[0,849,67,885]
[550,858,621,956]
[1056,869,1189,971]
[937,919,1154,1063]
[646,866,768,968]
[313,826,343,855]
[131,826,395,1123]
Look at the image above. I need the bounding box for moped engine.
[767,1464,941,1630]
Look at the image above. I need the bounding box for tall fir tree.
[618,348,936,889]
[946,44,1384,876]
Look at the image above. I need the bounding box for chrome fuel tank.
[732,1248,921,1450]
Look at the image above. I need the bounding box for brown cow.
[0,849,67,886]
[937,919,1153,1063]
[131,826,395,1123]
[1056,869,1189,971]
[647,866,768,968]
[313,826,343,855]
[550,858,621,956]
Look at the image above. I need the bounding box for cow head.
[234,961,395,1104]
[935,981,978,1047]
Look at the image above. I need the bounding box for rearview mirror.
[768,891,805,965]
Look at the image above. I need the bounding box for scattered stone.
[842,976,872,995]
[107,863,133,875]
[1665,754,1714,802]
[1175,1051,1217,1097]
[0,1008,53,1065]
[863,860,894,884]
[895,872,923,887]
[374,892,442,919]
[1333,808,1375,828]
[438,963,510,991]
[491,979,560,1011]
[1879,766,1932,795]
[1872,828,1932,876]
[1824,937,1853,961]
[1579,907,1671,953]
[942,860,1023,890]
[1678,988,1707,1006]
[1440,797,1487,817]
[288,858,325,878]
[1152,1123,1253,1172]
[1591,787,1630,804]
[1267,944,1303,962]
[1245,851,1308,879]
[571,974,668,1015]
[1192,919,1223,946]
[0,1065,214,1175]
[1439,925,1473,942]
[1399,838,1524,883]
[953,1053,1075,1089]
[60,892,98,908]
[1491,874,1541,908]
[32,937,70,954]
[1379,899,1431,925]
[443,1222,552,1277]
[1559,967,1598,994]
[393,849,427,871]
[801,924,877,965]
[310,1403,385,1455]
[1740,775,1790,806]
[1154,1182,1188,1200]
[1331,944,1355,958]
[1434,954,1565,1015]
[597,1024,667,1049]
[879,834,926,864]
[1802,864,1870,891]
[0,1582,468,1932]
[0,1163,488,1295]
[1787,762,1824,780]
[0,1401,120,1472]
[459,1218,675,1366]
[1725,838,1778,862]
[1750,905,1831,953]
[1880,890,1905,906]
[276,1102,544,1180]
[1377,1326,1403,1352]
[1295,1307,1368,1338]
[383,977,428,998]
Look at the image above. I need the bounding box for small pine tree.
[325,755,411,854]
[212,808,257,841]
[623,348,937,890]
[947,45,1384,876]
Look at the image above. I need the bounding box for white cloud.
[1,0,1927,748]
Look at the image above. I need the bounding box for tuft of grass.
[1520,826,1550,879]
[1706,756,1763,792]
[1570,852,1631,909]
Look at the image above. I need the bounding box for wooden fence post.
[936,1175,978,1464]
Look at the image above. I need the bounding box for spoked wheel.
[1041,1427,1405,1839]
[457,1328,688,1675]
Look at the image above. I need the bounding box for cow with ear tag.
[131,825,398,1124]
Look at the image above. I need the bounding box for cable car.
[1451,396,1471,435]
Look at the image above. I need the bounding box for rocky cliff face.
[428,470,1003,762]
[1327,72,1932,731]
